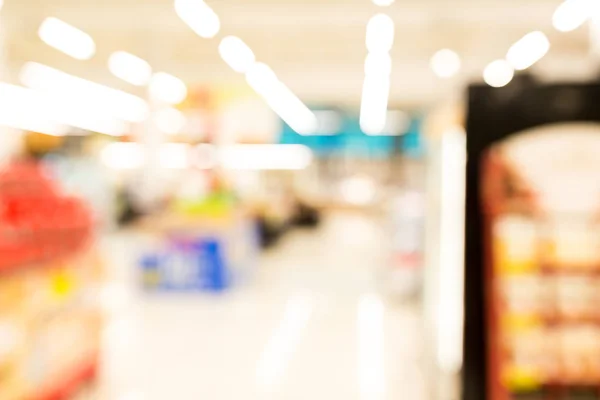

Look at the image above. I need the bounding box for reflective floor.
[96,212,431,400]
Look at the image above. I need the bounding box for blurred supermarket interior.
[2,0,600,399]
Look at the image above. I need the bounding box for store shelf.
[32,356,98,400]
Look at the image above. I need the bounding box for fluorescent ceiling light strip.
[256,293,314,390]
[483,59,514,88]
[219,36,256,73]
[553,0,595,32]
[364,52,392,77]
[506,31,550,71]
[245,63,317,135]
[49,96,127,136]
[357,294,386,398]
[430,49,461,78]
[359,109,410,137]
[266,84,317,135]
[246,62,279,97]
[0,83,67,136]
[175,0,220,38]
[361,13,394,136]
[360,75,390,135]
[38,17,96,60]
[149,72,188,105]
[373,0,394,6]
[24,83,127,136]
[366,14,395,54]
[0,82,125,136]
[20,62,149,123]
[108,51,152,86]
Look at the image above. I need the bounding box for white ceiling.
[0,0,596,106]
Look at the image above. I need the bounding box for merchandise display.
[139,213,257,292]
[464,82,600,400]
[0,161,101,400]
[138,171,258,292]
[484,126,600,399]
[230,169,315,248]
[44,154,116,231]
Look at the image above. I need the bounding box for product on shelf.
[463,83,600,400]
[137,170,257,292]
[0,162,93,270]
[483,127,600,399]
[0,160,101,400]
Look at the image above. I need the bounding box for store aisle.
[96,212,427,400]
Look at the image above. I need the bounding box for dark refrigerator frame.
[463,80,600,400]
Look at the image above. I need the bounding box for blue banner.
[278,108,423,158]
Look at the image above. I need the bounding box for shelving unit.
[0,161,102,400]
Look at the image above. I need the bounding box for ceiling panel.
[0,0,592,105]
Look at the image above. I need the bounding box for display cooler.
[464,80,600,400]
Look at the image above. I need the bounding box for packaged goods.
[0,161,101,399]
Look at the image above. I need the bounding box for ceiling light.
[372,0,394,6]
[0,83,68,136]
[245,63,317,135]
[154,107,187,135]
[430,49,461,78]
[506,31,550,70]
[366,14,395,53]
[483,60,514,88]
[108,51,152,86]
[219,36,256,74]
[174,0,220,39]
[360,76,390,135]
[149,72,188,105]
[553,0,593,32]
[364,52,392,76]
[49,97,127,136]
[245,62,279,96]
[267,84,318,135]
[20,62,149,123]
[0,82,126,136]
[38,17,96,60]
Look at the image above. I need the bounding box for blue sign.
[278,108,424,158]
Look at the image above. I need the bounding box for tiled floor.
[95,212,432,400]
